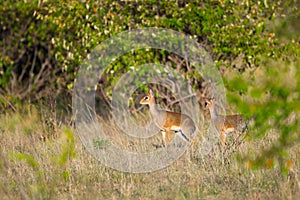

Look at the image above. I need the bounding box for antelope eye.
[204,102,208,107]
[144,96,149,100]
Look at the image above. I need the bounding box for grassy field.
[0,105,299,200]
[1,1,299,199]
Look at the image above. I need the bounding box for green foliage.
[57,127,76,166]
[0,0,289,103]
[226,76,248,94]
[227,56,300,172]
[12,153,40,170]
[93,137,110,150]
[1,112,79,198]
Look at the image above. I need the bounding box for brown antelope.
[140,89,196,147]
[204,98,247,147]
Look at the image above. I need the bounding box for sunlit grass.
[0,105,299,199]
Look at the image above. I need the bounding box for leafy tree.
[0,0,288,102]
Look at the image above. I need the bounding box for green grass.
[0,106,299,199]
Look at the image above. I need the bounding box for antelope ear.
[149,89,154,97]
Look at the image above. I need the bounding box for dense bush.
[1,0,60,103]
[0,0,291,103]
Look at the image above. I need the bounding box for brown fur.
[204,98,247,146]
[140,90,195,146]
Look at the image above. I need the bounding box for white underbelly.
[170,125,181,132]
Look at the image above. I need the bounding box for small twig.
[99,86,112,108]
[28,46,38,93]
[168,55,185,72]
[131,105,145,114]
[169,93,197,107]
[0,93,16,112]
[34,58,48,85]
[14,49,26,64]
[18,54,31,82]
[184,53,190,72]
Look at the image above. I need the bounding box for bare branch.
[99,86,112,109]
[28,47,38,93]
[169,93,197,107]
[18,53,31,83]
[0,93,16,111]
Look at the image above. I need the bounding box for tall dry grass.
[0,105,299,199]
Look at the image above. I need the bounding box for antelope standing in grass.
[140,89,196,147]
[204,98,248,147]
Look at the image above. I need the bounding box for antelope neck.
[149,100,160,117]
[209,105,219,119]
